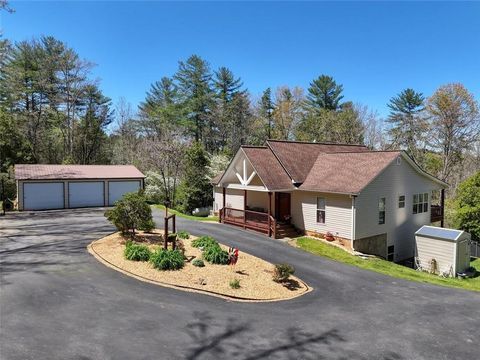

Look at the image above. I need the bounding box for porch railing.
[431,205,443,223]
[219,207,276,238]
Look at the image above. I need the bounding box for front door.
[275,192,291,223]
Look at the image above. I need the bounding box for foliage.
[192,259,205,267]
[155,205,219,222]
[203,243,229,265]
[105,192,155,237]
[124,241,152,261]
[296,237,480,291]
[191,235,217,249]
[273,263,295,283]
[144,171,166,204]
[150,248,185,270]
[305,74,344,111]
[177,230,190,239]
[454,172,480,241]
[177,142,213,214]
[229,278,241,289]
[0,169,16,201]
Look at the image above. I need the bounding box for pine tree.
[213,67,244,103]
[387,88,426,160]
[306,75,344,111]
[259,88,275,139]
[174,55,213,145]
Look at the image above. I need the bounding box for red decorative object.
[228,247,239,266]
[325,232,335,242]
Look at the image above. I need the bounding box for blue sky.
[2,1,480,117]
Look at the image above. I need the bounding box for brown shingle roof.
[300,151,401,194]
[242,146,294,190]
[210,171,224,185]
[266,140,369,183]
[15,164,145,180]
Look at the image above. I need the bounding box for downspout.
[351,195,357,251]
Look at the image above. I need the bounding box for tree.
[426,83,480,181]
[305,75,344,111]
[105,191,155,238]
[454,171,480,241]
[273,86,304,140]
[387,88,427,161]
[177,142,213,214]
[213,67,244,103]
[258,88,275,140]
[174,55,213,146]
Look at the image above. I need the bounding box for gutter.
[351,195,357,250]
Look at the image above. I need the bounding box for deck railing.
[220,207,276,238]
[430,204,443,223]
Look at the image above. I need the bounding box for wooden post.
[268,192,272,237]
[243,189,247,229]
[221,187,226,223]
[164,217,168,250]
[440,188,445,228]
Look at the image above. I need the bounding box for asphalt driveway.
[1,208,478,360]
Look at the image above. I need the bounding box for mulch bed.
[88,230,311,302]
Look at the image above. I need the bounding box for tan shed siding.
[291,191,352,239]
[415,236,455,274]
[355,157,443,261]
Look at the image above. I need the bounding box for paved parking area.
[0,208,478,359]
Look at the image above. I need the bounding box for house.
[211,140,447,262]
[15,164,145,211]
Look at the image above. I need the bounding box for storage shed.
[15,164,145,211]
[415,226,471,276]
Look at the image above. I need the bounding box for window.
[398,195,405,208]
[316,197,326,224]
[413,192,429,214]
[378,197,386,225]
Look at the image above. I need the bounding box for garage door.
[69,182,105,208]
[108,181,141,205]
[23,182,64,210]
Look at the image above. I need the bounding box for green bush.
[229,278,241,289]
[273,263,295,283]
[124,241,152,261]
[454,171,480,241]
[105,191,155,237]
[150,249,184,270]
[177,230,190,239]
[192,259,205,267]
[203,244,229,265]
[192,236,217,249]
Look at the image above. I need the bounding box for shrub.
[454,171,480,241]
[203,244,229,265]
[105,191,155,237]
[192,259,205,267]
[273,263,295,283]
[229,278,241,289]
[150,249,184,270]
[167,233,177,242]
[124,241,152,261]
[177,230,190,239]
[192,236,217,249]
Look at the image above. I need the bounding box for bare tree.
[273,86,305,140]
[426,83,480,181]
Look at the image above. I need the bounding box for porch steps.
[275,223,300,239]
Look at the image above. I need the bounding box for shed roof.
[15,164,145,180]
[415,225,466,242]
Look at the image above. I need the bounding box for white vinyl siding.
[415,235,455,274]
[355,156,443,261]
[291,191,352,239]
[213,187,245,211]
[23,182,64,210]
[69,181,104,208]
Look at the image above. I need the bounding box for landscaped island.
[88,230,311,301]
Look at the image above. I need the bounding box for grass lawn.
[153,204,219,222]
[295,237,480,292]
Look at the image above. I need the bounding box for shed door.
[69,182,105,208]
[456,240,470,273]
[23,182,64,210]
[108,181,141,205]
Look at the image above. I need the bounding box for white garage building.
[15,164,145,211]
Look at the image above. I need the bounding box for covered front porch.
[218,189,293,238]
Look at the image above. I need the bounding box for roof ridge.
[320,150,402,154]
[266,139,367,147]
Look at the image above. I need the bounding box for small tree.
[454,171,480,241]
[105,191,155,237]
